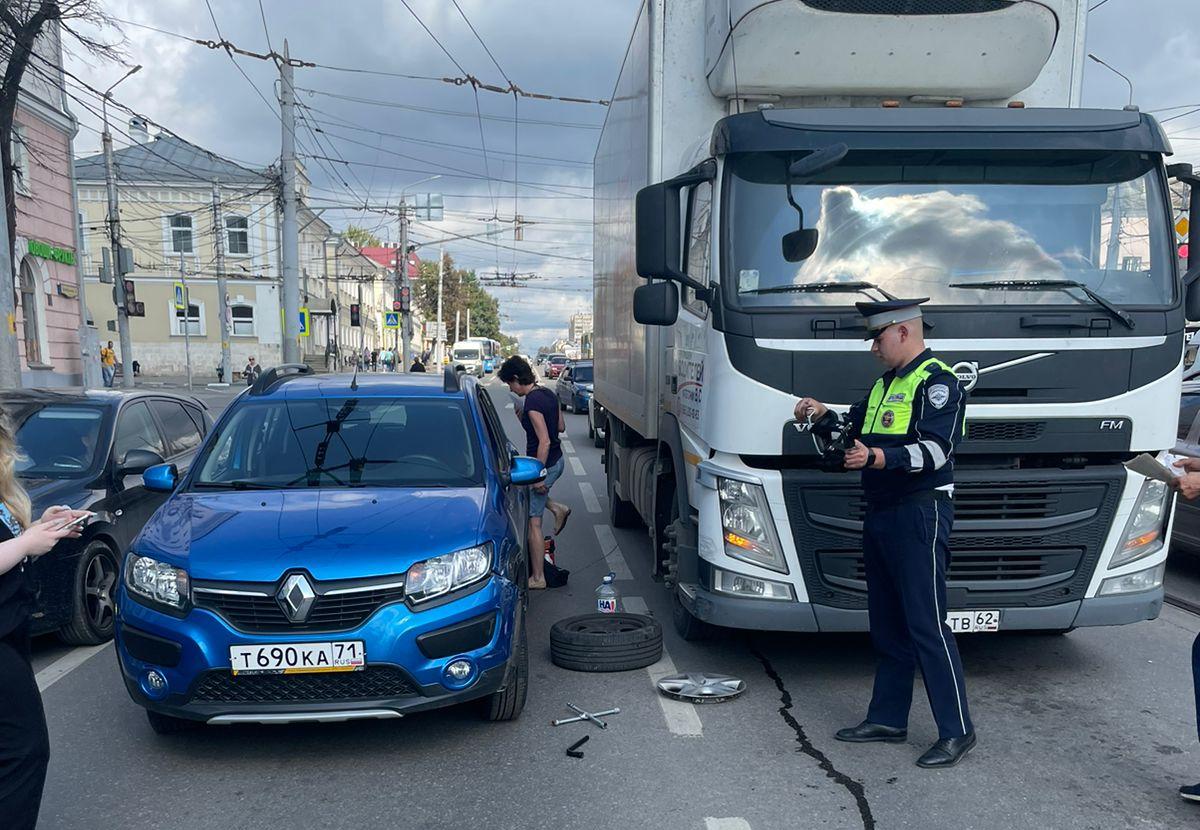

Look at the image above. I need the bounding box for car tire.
[484,616,528,721]
[146,709,195,735]
[58,539,119,646]
[550,613,663,672]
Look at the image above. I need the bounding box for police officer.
[794,297,975,768]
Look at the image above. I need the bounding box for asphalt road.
[29,375,1200,830]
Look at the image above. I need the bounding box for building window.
[226,215,249,255]
[169,214,193,253]
[18,259,45,365]
[11,125,30,196]
[231,304,255,336]
[171,300,203,336]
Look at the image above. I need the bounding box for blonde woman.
[0,419,89,830]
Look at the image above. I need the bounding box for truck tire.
[672,588,713,642]
[58,539,119,645]
[484,616,528,721]
[605,437,640,528]
[550,613,663,672]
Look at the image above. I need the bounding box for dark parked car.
[556,360,593,413]
[1172,380,1200,556]
[1,390,211,644]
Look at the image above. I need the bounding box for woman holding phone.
[0,418,89,829]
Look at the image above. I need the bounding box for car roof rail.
[443,365,460,393]
[250,363,313,396]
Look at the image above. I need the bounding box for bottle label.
[597,597,618,614]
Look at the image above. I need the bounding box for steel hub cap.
[656,672,746,704]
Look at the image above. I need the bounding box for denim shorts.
[529,456,565,518]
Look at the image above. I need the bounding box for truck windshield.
[725,149,1174,310]
[454,349,480,360]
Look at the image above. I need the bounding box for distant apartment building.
[569,310,592,343]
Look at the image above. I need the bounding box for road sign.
[424,321,447,339]
[173,282,186,311]
[384,312,401,329]
[392,299,402,312]
[299,307,310,337]
[1178,217,1190,237]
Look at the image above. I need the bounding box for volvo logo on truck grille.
[952,361,980,391]
[277,573,316,623]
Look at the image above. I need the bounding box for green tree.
[414,252,511,345]
[342,224,382,248]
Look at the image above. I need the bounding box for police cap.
[854,297,931,340]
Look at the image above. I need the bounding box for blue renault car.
[113,365,544,733]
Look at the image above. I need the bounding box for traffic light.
[350,303,361,327]
[398,285,412,313]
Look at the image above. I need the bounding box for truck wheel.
[587,419,595,440]
[550,613,662,672]
[605,439,640,528]
[593,425,605,449]
[672,588,713,642]
[146,710,195,735]
[58,539,118,646]
[484,615,528,721]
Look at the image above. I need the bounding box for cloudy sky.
[60,0,1200,349]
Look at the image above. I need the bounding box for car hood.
[19,476,92,512]
[136,488,490,582]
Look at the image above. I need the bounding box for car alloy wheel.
[59,540,119,645]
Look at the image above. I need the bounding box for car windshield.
[454,349,481,360]
[192,397,484,489]
[571,366,593,382]
[550,357,567,365]
[11,404,106,478]
[725,149,1174,309]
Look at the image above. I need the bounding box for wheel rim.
[84,551,116,632]
[564,616,648,636]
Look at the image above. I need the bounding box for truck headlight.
[1110,479,1170,569]
[406,543,492,604]
[125,553,190,610]
[717,477,787,574]
[712,567,793,600]
[1098,562,1165,596]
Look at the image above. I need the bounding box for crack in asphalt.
[749,639,876,830]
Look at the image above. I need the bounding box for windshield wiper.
[192,480,287,491]
[744,280,898,301]
[948,279,1134,329]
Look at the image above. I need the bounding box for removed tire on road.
[550,613,663,672]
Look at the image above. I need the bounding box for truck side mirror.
[633,281,679,326]
[636,182,684,281]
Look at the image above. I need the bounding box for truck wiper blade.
[746,280,898,300]
[948,279,1134,329]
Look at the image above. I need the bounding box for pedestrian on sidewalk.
[243,356,261,386]
[498,355,570,590]
[0,419,89,830]
[1171,458,1200,804]
[371,349,379,372]
[100,341,116,387]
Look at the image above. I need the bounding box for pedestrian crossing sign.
[384,312,401,329]
[280,307,312,337]
[173,282,186,311]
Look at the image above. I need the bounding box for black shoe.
[1181,783,1200,803]
[916,732,977,768]
[835,721,907,743]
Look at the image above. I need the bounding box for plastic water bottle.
[596,572,621,614]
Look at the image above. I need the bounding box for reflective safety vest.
[861,356,963,437]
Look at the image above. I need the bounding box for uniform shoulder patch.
[927,383,950,409]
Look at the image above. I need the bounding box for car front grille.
[189,666,418,704]
[193,579,406,634]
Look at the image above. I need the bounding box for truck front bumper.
[677,582,1163,633]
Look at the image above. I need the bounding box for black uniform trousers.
[862,493,973,740]
[0,625,50,830]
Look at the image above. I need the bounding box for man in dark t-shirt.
[498,356,569,590]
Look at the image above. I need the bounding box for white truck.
[594,0,1196,639]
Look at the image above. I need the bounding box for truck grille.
[781,469,1123,610]
[966,421,1045,442]
[193,582,406,634]
[189,666,417,704]
[801,0,1016,14]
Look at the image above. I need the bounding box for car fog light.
[443,658,476,689]
[140,669,169,700]
[711,568,793,601]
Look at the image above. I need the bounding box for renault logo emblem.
[277,573,316,623]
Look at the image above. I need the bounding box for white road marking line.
[568,455,586,477]
[624,596,704,738]
[578,481,601,513]
[36,643,111,692]
[593,524,633,580]
[561,439,575,454]
[704,819,752,830]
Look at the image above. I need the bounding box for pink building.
[9,22,86,387]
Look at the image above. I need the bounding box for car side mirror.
[119,448,165,478]
[510,456,546,487]
[634,281,679,326]
[143,462,179,493]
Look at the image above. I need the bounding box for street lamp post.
[396,175,441,372]
[102,64,142,389]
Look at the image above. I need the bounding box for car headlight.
[717,477,787,573]
[125,553,190,611]
[1110,478,1171,569]
[406,542,493,604]
[1098,562,1165,596]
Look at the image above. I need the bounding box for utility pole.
[397,204,410,371]
[0,160,20,388]
[466,306,471,340]
[104,107,135,388]
[279,40,301,364]
[211,179,231,384]
[178,252,193,391]
[436,246,444,367]
[455,309,460,344]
